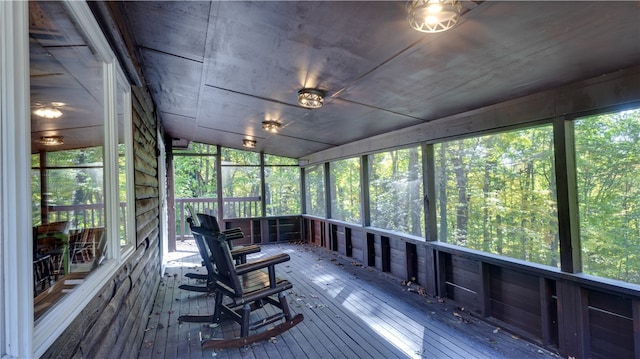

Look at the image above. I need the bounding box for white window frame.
[1,1,32,357]
[1,1,134,357]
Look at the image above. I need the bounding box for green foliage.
[305,165,326,217]
[173,143,217,199]
[173,144,300,218]
[370,147,424,236]
[575,109,640,284]
[265,166,300,216]
[330,158,361,224]
[435,126,559,267]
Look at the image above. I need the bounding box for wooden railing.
[174,196,261,240]
[44,203,127,230]
[46,197,261,241]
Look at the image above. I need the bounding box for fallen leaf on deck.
[453,312,462,319]
[269,337,277,344]
[511,334,519,339]
[493,327,501,334]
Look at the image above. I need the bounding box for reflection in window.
[435,126,559,266]
[221,148,261,218]
[330,158,361,224]
[575,108,640,284]
[370,147,424,236]
[305,165,325,217]
[30,0,107,321]
[264,154,300,216]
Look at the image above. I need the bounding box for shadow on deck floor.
[138,241,561,359]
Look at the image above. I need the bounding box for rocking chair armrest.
[221,227,242,234]
[221,228,244,241]
[235,253,290,275]
[230,245,261,258]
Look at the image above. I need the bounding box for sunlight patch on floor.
[309,272,424,358]
[342,292,425,358]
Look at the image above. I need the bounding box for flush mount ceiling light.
[40,135,64,146]
[242,139,257,148]
[407,0,462,33]
[262,120,281,133]
[297,88,325,109]
[34,107,63,119]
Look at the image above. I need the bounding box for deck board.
[139,241,560,358]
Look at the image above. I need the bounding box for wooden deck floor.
[138,242,560,359]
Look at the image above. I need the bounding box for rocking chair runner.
[180,226,303,349]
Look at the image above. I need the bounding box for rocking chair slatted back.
[208,232,246,297]
[188,218,218,282]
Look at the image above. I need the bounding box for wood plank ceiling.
[31,1,640,158]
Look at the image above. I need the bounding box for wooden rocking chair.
[180,216,260,293]
[179,225,303,349]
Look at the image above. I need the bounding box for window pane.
[575,108,640,284]
[370,147,424,236]
[221,147,260,165]
[265,154,297,166]
[221,148,260,218]
[30,0,107,321]
[330,158,361,224]
[305,165,325,217]
[173,141,217,155]
[435,126,559,266]
[173,143,218,236]
[265,166,300,216]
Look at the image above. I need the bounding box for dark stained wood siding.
[42,84,161,358]
[488,265,543,339]
[445,253,482,314]
[588,290,634,358]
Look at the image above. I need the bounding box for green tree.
[576,109,640,284]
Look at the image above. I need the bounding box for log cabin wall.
[41,84,161,359]
[303,216,640,358]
